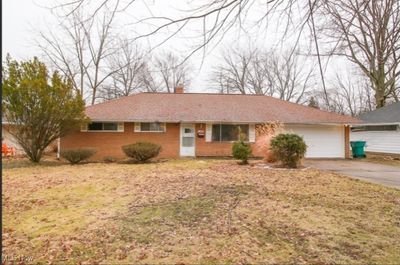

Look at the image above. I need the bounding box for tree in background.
[312,71,375,116]
[146,52,192,93]
[38,2,120,105]
[2,56,87,162]
[99,40,147,100]
[49,0,399,111]
[213,47,314,103]
[319,0,400,108]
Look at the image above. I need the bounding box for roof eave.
[88,118,358,125]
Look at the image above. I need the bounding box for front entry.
[180,123,195,157]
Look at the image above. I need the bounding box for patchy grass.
[2,155,66,169]
[363,153,400,167]
[2,158,400,264]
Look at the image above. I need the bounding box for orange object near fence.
[2,143,16,156]
[2,143,8,155]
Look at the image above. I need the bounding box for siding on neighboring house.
[350,129,400,154]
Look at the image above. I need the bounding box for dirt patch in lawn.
[2,159,400,264]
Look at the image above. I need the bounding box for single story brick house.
[61,88,360,160]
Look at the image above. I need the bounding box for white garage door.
[284,124,345,158]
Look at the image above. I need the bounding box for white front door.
[180,123,195,157]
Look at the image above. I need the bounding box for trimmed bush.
[232,140,252,164]
[270,133,307,168]
[122,141,161,163]
[61,148,97,164]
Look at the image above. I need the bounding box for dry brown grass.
[363,153,400,168]
[2,158,400,264]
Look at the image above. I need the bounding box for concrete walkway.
[305,160,400,189]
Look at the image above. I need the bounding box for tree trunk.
[374,64,386,108]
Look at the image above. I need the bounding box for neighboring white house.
[350,102,400,154]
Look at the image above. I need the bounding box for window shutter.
[80,124,88,132]
[249,124,256,143]
[206,124,212,142]
[117,122,124,132]
[134,122,141,132]
[161,123,166,132]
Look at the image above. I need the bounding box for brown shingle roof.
[86,93,360,124]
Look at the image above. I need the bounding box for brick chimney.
[175,84,184,94]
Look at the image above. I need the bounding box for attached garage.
[285,124,345,158]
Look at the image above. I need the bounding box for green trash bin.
[350,141,366,158]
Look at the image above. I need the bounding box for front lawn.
[2,159,400,264]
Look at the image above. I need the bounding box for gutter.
[351,122,400,126]
[87,119,358,125]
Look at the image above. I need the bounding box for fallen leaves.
[2,159,400,264]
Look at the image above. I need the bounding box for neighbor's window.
[351,125,399,132]
[88,122,118,131]
[140,122,165,132]
[212,124,249,142]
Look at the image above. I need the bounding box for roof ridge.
[140,92,355,119]
[86,92,359,123]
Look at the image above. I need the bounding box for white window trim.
[205,124,212,142]
[134,122,166,133]
[81,122,124,132]
[209,123,255,143]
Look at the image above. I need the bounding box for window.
[88,122,118,131]
[351,125,399,132]
[212,124,249,142]
[182,137,194,147]
[184,128,193,134]
[139,122,165,132]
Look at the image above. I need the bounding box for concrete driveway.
[305,160,400,189]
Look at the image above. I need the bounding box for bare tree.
[52,0,303,63]
[314,73,374,116]
[319,0,400,108]
[53,0,400,109]
[213,47,314,103]
[265,51,314,103]
[38,1,121,105]
[214,47,256,94]
[140,62,163,92]
[100,39,147,100]
[247,55,274,96]
[145,52,192,93]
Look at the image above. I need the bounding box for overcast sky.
[2,0,351,94]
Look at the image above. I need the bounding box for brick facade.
[61,122,349,160]
[61,122,269,160]
[194,123,267,157]
[61,122,180,160]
